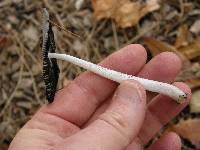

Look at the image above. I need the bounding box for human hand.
[9,44,191,150]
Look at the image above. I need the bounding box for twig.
[49,20,81,38]
[0,63,23,117]
[48,53,188,103]
[23,58,42,105]
[112,21,119,50]
[23,44,42,71]
[13,31,42,105]
[43,0,66,28]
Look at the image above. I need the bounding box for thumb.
[61,81,147,150]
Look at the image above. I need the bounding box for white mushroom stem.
[48,53,187,103]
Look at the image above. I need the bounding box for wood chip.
[190,90,200,113]
[175,24,189,48]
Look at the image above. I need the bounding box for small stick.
[48,53,187,103]
[48,20,81,38]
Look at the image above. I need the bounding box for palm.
[9,45,190,150]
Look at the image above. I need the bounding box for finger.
[138,52,182,82]
[138,82,191,144]
[42,44,147,126]
[59,81,146,150]
[138,52,182,102]
[83,96,112,127]
[84,52,182,126]
[147,132,181,150]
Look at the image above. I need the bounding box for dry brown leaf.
[92,0,160,28]
[190,90,200,113]
[185,78,200,89]
[175,24,189,48]
[143,37,190,67]
[190,20,200,35]
[143,37,176,56]
[178,37,200,60]
[0,35,10,49]
[171,118,200,148]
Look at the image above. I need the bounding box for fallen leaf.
[177,63,200,84]
[185,78,200,90]
[143,37,176,56]
[92,0,160,28]
[75,0,84,10]
[22,25,38,49]
[178,37,200,60]
[175,24,189,48]
[190,90,200,113]
[170,118,200,149]
[72,39,84,52]
[143,37,190,67]
[19,78,33,89]
[190,20,200,35]
[0,35,10,49]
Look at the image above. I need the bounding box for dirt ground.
[0,0,200,149]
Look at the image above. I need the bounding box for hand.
[9,45,191,150]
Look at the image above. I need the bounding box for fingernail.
[115,81,144,102]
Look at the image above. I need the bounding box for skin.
[9,44,191,150]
